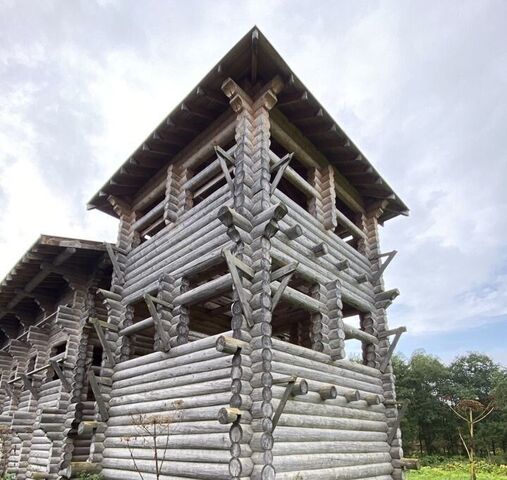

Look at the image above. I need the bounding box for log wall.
[270,338,392,479]
[101,334,233,479]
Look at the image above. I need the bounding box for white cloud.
[0,0,506,351]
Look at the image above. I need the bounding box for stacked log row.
[122,184,233,304]
[271,189,375,314]
[364,209,404,479]
[101,334,233,479]
[269,338,392,479]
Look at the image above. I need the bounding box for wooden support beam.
[104,242,123,281]
[272,376,308,431]
[271,262,298,310]
[355,273,369,284]
[218,206,251,232]
[270,153,293,194]
[380,326,406,373]
[214,145,235,165]
[87,370,109,421]
[91,320,115,368]
[144,294,171,352]
[251,28,258,83]
[336,259,350,271]
[336,209,367,240]
[49,360,70,392]
[282,224,303,240]
[217,150,235,194]
[344,390,360,403]
[319,385,337,400]
[371,250,397,283]
[312,242,328,257]
[223,250,253,327]
[222,249,254,278]
[343,323,378,345]
[77,421,104,436]
[215,336,249,354]
[387,400,410,444]
[20,374,38,399]
[218,407,242,424]
[118,317,154,337]
[89,318,118,332]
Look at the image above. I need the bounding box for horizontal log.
[343,323,378,345]
[118,317,154,336]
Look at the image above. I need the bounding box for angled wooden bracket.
[104,242,123,282]
[20,374,38,399]
[49,361,71,392]
[215,146,235,194]
[90,319,116,368]
[387,399,410,444]
[270,153,293,194]
[371,250,397,283]
[144,294,171,352]
[271,262,298,310]
[223,249,253,327]
[272,375,308,431]
[87,370,109,421]
[379,326,407,373]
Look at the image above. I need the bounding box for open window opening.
[49,340,68,381]
[186,259,234,339]
[188,139,235,208]
[271,267,318,349]
[342,302,373,365]
[124,300,156,359]
[271,140,311,212]
[334,197,364,251]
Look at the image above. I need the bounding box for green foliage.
[393,351,507,457]
[78,474,104,480]
[408,457,507,479]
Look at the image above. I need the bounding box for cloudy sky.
[1,0,506,364]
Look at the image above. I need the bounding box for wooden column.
[222,76,284,480]
[325,280,346,360]
[364,205,405,480]
[309,164,337,230]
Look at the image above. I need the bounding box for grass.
[407,458,507,480]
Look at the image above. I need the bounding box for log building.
[0,28,411,479]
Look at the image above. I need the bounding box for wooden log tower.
[0,28,411,480]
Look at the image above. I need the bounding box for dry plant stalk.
[449,399,495,480]
[122,408,182,480]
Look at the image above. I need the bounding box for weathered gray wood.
[87,370,109,421]
[92,320,115,367]
[49,360,70,392]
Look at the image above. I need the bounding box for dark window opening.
[187,260,232,339]
[271,140,311,212]
[92,345,103,367]
[342,302,371,365]
[128,300,155,358]
[271,270,318,349]
[334,196,361,249]
[49,341,68,381]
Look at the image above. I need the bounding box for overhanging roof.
[88,27,408,222]
[0,235,107,332]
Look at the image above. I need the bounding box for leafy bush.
[78,475,104,480]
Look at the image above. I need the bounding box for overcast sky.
[1,0,506,365]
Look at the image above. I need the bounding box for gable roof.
[87,27,408,222]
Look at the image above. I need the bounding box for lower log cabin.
[0,28,413,480]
